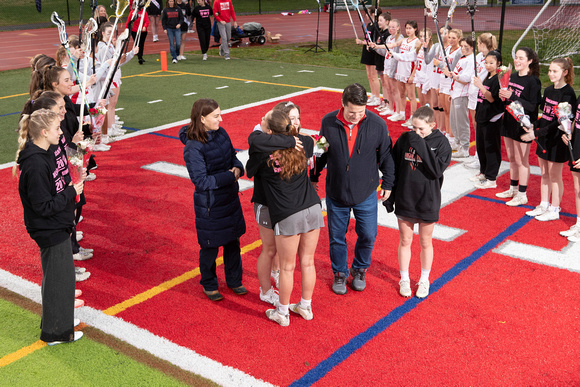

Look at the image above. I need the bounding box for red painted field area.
[1,90,579,385]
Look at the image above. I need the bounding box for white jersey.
[468,52,488,109]
[414,47,434,89]
[450,54,475,99]
[439,45,462,94]
[395,36,420,83]
[384,34,403,78]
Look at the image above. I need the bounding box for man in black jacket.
[312,83,395,294]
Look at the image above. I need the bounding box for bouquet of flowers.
[66,148,85,202]
[312,134,329,157]
[506,101,532,130]
[555,102,573,135]
[498,64,512,90]
[555,102,575,160]
[77,138,95,166]
[88,106,107,142]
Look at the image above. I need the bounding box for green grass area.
[0,295,215,386]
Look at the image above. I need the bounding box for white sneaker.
[469,173,485,182]
[101,135,116,145]
[265,308,289,327]
[506,193,528,207]
[109,127,126,137]
[75,266,86,274]
[75,271,91,282]
[416,280,430,299]
[153,35,159,42]
[379,108,394,116]
[451,141,460,151]
[535,207,559,222]
[401,119,413,128]
[85,173,96,182]
[76,231,83,241]
[93,143,110,152]
[73,249,93,261]
[453,149,469,158]
[474,179,497,189]
[560,224,580,237]
[46,331,83,346]
[568,230,580,242]
[376,103,388,111]
[172,58,178,64]
[203,54,208,60]
[289,303,313,320]
[259,287,279,305]
[387,112,405,122]
[399,279,412,297]
[463,158,480,170]
[270,270,279,288]
[496,188,516,199]
[366,96,380,106]
[526,204,548,217]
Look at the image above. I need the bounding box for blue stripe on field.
[290,215,533,386]
[0,112,19,117]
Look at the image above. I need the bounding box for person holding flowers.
[521,57,576,221]
[14,108,85,345]
[180,99,246,301]
[497,47,542,207]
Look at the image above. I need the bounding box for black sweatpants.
[476,119,502,181]
[198,239,243,291]
[197,25,211,54]
[131,30,148,61]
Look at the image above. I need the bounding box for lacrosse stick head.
[448,0,458,18]
[427,0,438,17]
[115,0,131,18]
[115,28,130,50]
[466,0,477,13]
[51,12,69,46]
[81,18,98,54]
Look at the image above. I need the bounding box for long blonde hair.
[13,109,59,177]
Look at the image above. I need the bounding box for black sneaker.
[332,272,347,295]
[350,268,367,291]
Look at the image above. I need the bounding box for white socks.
[278,304,289,315]
[400,270,410,282]
[299,298,311,308]
[420,268,431,284]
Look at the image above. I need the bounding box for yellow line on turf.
[0,340,46,367]
[161,70,311,89]
[0,92,28,100]
[103,239,264,316]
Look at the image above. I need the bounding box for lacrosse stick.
[466,0,477,75]
[77,18,98,134]
[99,28,130,102]
[342,0,359,40]
[426,0,453,73]
[349,0,373,45]
[443,0,457,31]
[79,0,86,42]
[361,0,380,39]
[423,7,428,53]
[100,0,130,64]
[133,0,152,51]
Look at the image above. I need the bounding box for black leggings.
[131,30,148,60]
[197,25,211,54]
[476,119,502,180]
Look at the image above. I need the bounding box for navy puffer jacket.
[180,125,246,248]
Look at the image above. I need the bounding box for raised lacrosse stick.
[100,0,130,64]
[99,28,130,102]
[77,18,98,134]
[427,0,453,73]
[342,0,359,40]
[444,0,458,31]
[349,0,373,45]
[466,0,477,75]
[133,0,152,51]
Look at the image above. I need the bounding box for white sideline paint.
[244,81,253,83]
[183,92,197,96]
[0,269,273,387]
[272,74,284,78]
[147,100,163,104]
[494,240,580,273]
[216,86,229,89]
[115,108,125,111]
[298,70,314,73]
[335,74,348,77]
[142,161,254,192]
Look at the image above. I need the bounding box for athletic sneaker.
[225,55,230,60]
[506,193,528,207]
[259,287,279,305]
[474,179,497,189]
[526,204,548,217]
[93,143,110,152]
[463,157,480,170]
[535,208,559,222]
[366,96,380,106]
[75,270,91,282]
[496,188,516,199]
[387,112,405,122]
[289,303,313,320]
[270,270,279,288]
[178,55,187,60]
[399,279,412,297]
[332,272,347,295]
[568,230,580,242]
[416,280,430,299]
[73,249,93,261]
[172,58,178,64]
[153,35,159,42]
[450,141,460,151]
[203,54,208,60]
[560,224,580,237]
[76,231,83,241]
[401,119,413,128]
[453,149,469,158]
[469,173,485,182]
[350,268,367,291]
[379,108,395,116]
[101,135,116,145]
[265,308,289,327]
[376,103,388,111]
[85,173,96,182]
[75,267,86,274]
[46,331,83,346]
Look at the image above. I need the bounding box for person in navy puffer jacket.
[179,98,246,301]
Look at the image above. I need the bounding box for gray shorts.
[274,203,324,236]
[254,203,272,229]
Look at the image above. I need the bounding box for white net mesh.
[532,2,580,64]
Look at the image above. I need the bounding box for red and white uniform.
[414,47,434,93]
[383,34,403,79]
[439,45,461,94]
[395,36,420,83]
[450,54,475,99]
[468,52,488,109]
[428,43,446,90]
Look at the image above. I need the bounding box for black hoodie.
[18,142,77,248]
